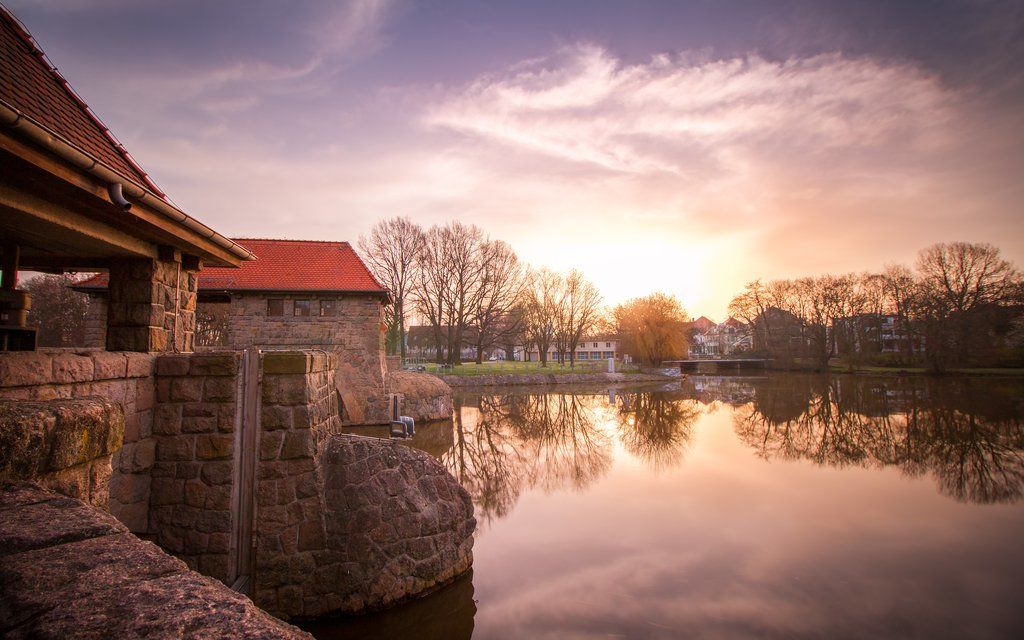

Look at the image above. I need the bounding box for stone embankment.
[0,483,310,639]
[439,372,671,387]
[318,436,476,613]
[389,370,453,422]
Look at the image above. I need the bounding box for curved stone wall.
[319,435,475,613]
[388,370,453,423]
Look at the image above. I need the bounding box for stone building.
[77,238,390,352]
[75,238,413,426]
[0,5,470,633]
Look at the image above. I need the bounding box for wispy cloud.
[426,44,956,177]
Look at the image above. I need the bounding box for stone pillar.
[106,249,200,353]
[83,294,108,348]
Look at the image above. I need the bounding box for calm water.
[303,374,1024,639]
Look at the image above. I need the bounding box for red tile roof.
[691,316,716,332]
[0,7,162,194]
[77,239,388,296]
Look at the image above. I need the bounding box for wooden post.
[1,243,19,291]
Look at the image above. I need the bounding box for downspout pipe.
[107,182,131,211]
[0,100,255,263]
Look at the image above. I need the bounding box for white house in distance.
[522,334,621,362]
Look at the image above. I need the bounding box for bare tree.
[469,240,526,363]
[914,242,1020,370]
[357,216,425,360]
[411,222,487,365]
[413,226,452,363]
[522,268,563,366]
[554,270,603,367]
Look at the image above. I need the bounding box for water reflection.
[313,375,1024,640]
[716,375,1024,504]
[300,571,475,640]
[445,393,613,526]
[437,375,1024,520]
[614,391,701,472]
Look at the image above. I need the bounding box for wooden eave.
[0,128,242,270]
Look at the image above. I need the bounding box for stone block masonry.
[106,252,200,353]
[0,350,155,530]
[149,351,242,584]
[0,397,123,508]
[255,351,341,618]
[253,350,474,620]
[0,346,472,622]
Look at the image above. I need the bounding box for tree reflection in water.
[440,375,1024,530]
[723,374,1024,504]
[614,391,701,472]
[443,392,613,527]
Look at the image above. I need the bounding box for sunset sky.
[9,0,1024,319]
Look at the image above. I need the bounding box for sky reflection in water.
[305,374,1024,640]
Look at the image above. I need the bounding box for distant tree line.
[359,217,604,366]
[728,242,1024,371]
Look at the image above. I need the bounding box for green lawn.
[416,360,637,376]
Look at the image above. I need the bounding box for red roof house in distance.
[78,239,390,350]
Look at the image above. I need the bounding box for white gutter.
[0,99,256,263]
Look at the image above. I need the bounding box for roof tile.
[78,239,387,295]
[0,8,157,191]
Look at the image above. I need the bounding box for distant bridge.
[664,359,769,372]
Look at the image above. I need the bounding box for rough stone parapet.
[252,426,475,619]
[0,398,124,509]
[388,370,453,423]
[0,483,310,639]
[0,350,157,531]
[318,435,475,614]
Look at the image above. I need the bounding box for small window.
[293,300,311,317]
[606,342,611,347]
[320,300,339,317]
[267,299,284,316]
[593,342,598,348]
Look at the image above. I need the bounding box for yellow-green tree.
[613,293,690,365]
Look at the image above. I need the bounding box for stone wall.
[0,397,124,508]
[389,370,453,423]
[0,350,155,529]
[317,435,475,614]
[83,297,106,349]
[254,350,341,618]
[252,351,475,620]
[83,291,398,426]
[224,293,391,425]
[222,293,383,351]
[149,352,242,584]
[106,253,199,353]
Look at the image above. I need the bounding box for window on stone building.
[267,298,284,316]
[294,300,311,317]
[320,300,339,316]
